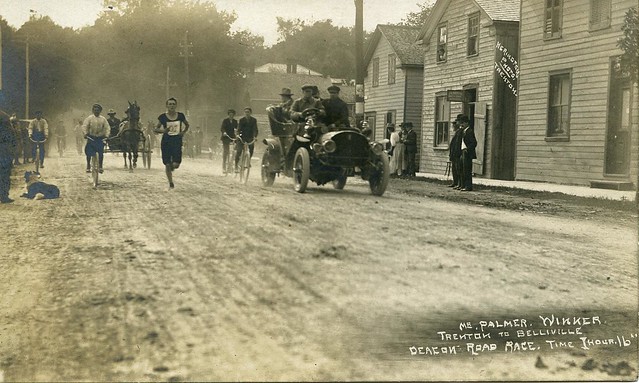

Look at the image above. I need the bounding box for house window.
[544,0,563,39]
[547,71,571,139]
[434,95,449,147]
[590,0,611,30]
[437,24,447,62]
[387,54,396,84]
[467,13,480,56]
[372,57,380,87]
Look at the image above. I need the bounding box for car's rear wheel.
[261,151,276,187]
[332,175,347,190]
[369,154,390,196]
[293,147,310,193]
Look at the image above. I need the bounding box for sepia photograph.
[0,0,637,381]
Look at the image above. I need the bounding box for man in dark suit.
[220,109,237,174]
[449,114,464,189]
[235,107,258,169]
[0,113,17,203]
[402,122,417,178]
[321,85,350,129]
[458,114,477,191]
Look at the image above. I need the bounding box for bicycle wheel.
[91,153,99,188]
[34,146,40,173]
[243,148,251,184]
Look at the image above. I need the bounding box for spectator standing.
[220,109,237,174]
[388,123,401,177]
[449,114,464,189]
[28,111,48,168]
[458,114,477,191]
[402,122,417,178]
[74,119,84,155]
[10,114,23,165]
[0,113,17,203]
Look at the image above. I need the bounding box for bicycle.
[237,137,256,184]
[29,137,46,173]
[86,136,106,189]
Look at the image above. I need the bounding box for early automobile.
[261,106,390,195]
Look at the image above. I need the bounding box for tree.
[397,1,434,28]
[618,7,638,82]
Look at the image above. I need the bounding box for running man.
[154,97,189,190]
[82,104,110,173]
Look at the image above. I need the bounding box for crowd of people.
[0,85,479,203]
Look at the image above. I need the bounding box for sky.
[0,0,433,46]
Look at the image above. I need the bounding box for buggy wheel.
[369,153,390,196]
[261,152,276,187]
[332,175,347,190]
[293,147,310,193]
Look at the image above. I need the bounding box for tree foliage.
[618,7,638,82]
[396,1,433,28]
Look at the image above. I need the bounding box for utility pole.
[158,66,178,100]
[354,0,365,129]
[25,34,30,119]
[179,31,193,116]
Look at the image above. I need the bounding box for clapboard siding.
[517,0,638,186]
[422,0,515,178]
[364,29,425,168]
[365,37,407,141]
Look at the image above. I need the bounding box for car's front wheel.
[293,147,310,193]
[261,152,276,187]
[369,154,390,196]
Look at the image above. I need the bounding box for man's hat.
[92,103,102,110]
[400,121,413,128]
[108,109,116,115]
[279,88,293,96]
[301,84,314,91]
[327,85,341,93]
[456,115,470,123]
[228,109,236,114]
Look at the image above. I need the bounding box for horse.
[118,101,144,171]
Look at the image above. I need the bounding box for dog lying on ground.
[21,171,60,200]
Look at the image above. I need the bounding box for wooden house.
[417,0,520,179]
[517,0,638,189]
[363,25,425,162]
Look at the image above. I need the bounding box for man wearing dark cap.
[220,109,238,174]
[322,85,350,129]
[279,88,294,115]
[402,122,417,178]
[107,109,121,138]
[290,84,325,122]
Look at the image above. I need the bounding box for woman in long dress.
[391,126,406,177]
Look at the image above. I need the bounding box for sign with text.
[494,41,519,97]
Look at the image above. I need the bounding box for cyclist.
[28,110,48,168]
[234,107,258,171]
[154,97,189,190]
[82,104,110,173]
[53,120,67,155]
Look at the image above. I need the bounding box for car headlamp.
[323,139,337,153]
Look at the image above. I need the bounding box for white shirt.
[390,131,400,147]
[82,114,110,137]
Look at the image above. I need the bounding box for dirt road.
[0,151,636,381]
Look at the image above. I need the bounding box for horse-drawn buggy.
[260,106,390,195]
[105,101,153,170]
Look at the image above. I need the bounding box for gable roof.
[417,0,520,43]
[254,63,323,76]
[364,24,425,68]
